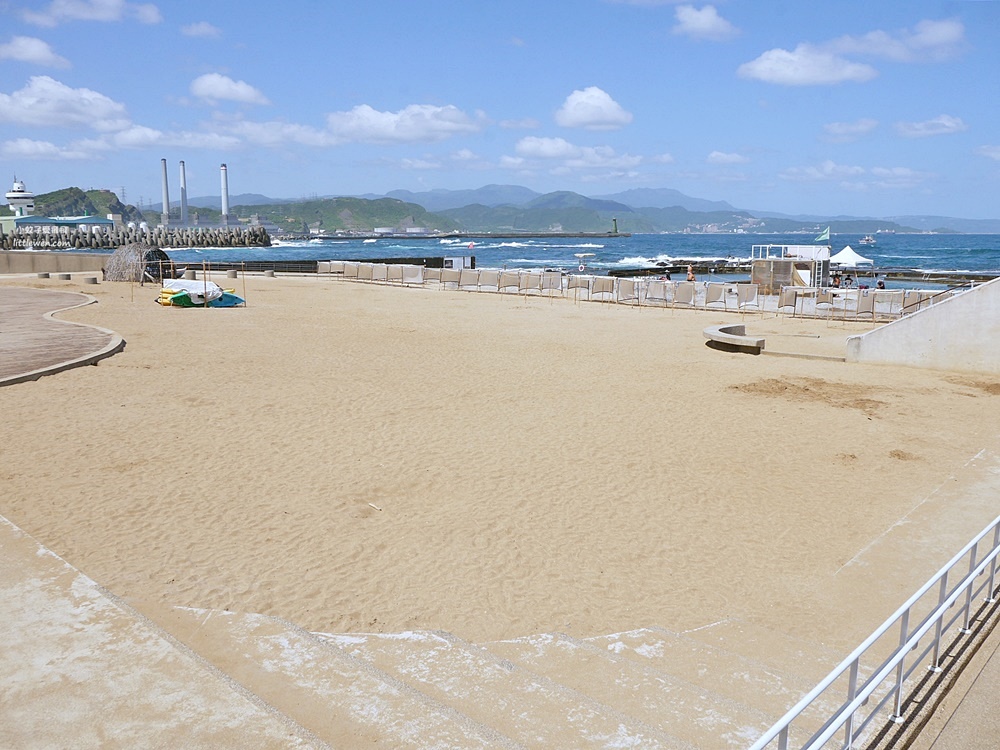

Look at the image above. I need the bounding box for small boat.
[859,234,876,245]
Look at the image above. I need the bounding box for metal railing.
[750,514,1000,750]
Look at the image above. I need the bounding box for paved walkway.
[0,286,125,386]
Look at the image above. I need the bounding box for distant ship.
[859,234,876,245]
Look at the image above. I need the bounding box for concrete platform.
[0,286,124,386]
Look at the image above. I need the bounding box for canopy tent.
[829,245,873,267]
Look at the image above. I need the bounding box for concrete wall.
[0,251,109,274]
[846,277,1000,374]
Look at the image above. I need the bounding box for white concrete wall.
[846,277,1000,374]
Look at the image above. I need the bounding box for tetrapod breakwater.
[0,225,271,251]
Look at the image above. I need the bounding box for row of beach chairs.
[775,286,957,320]
[316,261,960,319]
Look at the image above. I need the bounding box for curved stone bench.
[703,323,765,354]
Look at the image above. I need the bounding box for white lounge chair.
[372,263,388,283]
[644,279,670,307]
[440,268,461,289]
[704,282,728,310]
[478,270,500,292]
[458,268,480,291]
[567,274,592,301]
[855,288,876,321]
[386,264,403,284]
[540,271,563,296]
[673,281,696,308]
[343,262,360,281]
[777,286,798,316]
[499,270,521,294]
[357,263,374,282]
[590,276,615,302]
[736,283,761,312]
[614,277,638,305]
[401,265,424,286]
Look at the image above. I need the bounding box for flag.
[814,226,830,242]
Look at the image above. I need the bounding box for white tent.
[829,245,873,267]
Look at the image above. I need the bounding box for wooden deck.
[0,287,125,386]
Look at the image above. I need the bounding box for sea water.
[167,233,1000,283]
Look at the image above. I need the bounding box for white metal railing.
[750,514,1000,750]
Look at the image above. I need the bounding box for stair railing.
[750,514,1000,750]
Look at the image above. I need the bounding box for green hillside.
[32,187,145,224]
[228,196,460,234]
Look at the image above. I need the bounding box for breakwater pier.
[0,224,270,252]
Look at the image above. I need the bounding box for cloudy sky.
[1,0,998,218]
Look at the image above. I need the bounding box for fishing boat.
[859,234,876,245]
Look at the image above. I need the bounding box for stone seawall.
[0,225,270,251]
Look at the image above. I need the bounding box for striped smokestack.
[220,163,230,227]
[160,158,170,226]
[179,160,188,226]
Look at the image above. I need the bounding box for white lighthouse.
[5,177,35,217]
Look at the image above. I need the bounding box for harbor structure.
[220,163,230,228]
[160,158,170,227]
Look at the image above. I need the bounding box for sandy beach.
[2,273,999,650]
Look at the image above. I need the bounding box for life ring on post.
[578,264,586,272]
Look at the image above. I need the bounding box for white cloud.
[652,152,675,164]
[514,137,641,170]
[780,160,866,181]
[181,21,221,38]
[707,150,749,165]
[326,104,484,143]
[977,145,1000,161]
[869,166,927,189]
[672,5,738,42]
[400,157,441,170]
[0,36,70,68]
[823,118,879,142]
[0,137,91,159]
[190,73,270,105]
[228,120,336,147]
[516,136,580,159]
[895,114,967,138]
[21,0,162,26]
[0,76,130,131]
[554,86,633,130]
[829,19,965,63]
[738,44,877,86]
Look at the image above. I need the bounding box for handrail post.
[844,660,859,748]
[777,726,788,750]
[988,524,1000,603]
[961,542,979,633]
[930,574,948,671]
[891,609,910,722]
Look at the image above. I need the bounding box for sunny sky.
[1,0,998,218]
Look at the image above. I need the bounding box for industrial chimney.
[160,158,170,227]
[220,163,230,227]
[179,160,189,226]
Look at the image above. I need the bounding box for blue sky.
[1,0,998,218]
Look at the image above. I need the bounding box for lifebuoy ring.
[578,264,586,272]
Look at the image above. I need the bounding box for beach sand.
[2,273,999,650]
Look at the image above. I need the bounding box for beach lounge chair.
[440,268,461,289]
[590,275,615,302]
[540,271,563,296]
[519,272,542,295]
[704,282,728,310]
[372,263,388,283]
[423,267,442,282]
[777,286,798,317]
[855,288,876,322]
[499,271,521,294]
[343,262,360,281]
[317,261,331,274]
[567,274,592,301]
[644,279,670,307]
[902,289,924,314]
[615,278,639,305]
[458,268,480,291]
[876,290,903,318]
[328,261,345,277]
[401,265,424,286]
[478,270,500,292]
[736,283,761,312]
[357,263,374,282]
[672,281,696,309]
[814,288,834,317]
[387,264,403,284]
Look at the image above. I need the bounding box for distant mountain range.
[29,184,1000,234]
